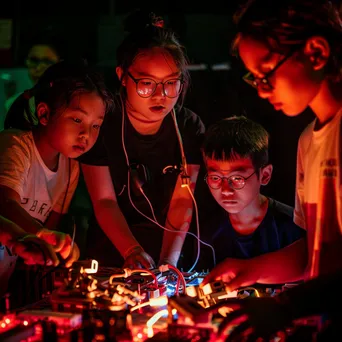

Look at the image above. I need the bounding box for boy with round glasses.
[201,116,305,264]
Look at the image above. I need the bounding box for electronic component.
[0,314,39,342]
[186,280,237,308]
[168,295,211,325]
[2,259,313,341]
[0,322,37,342]
[166,295,216,341]
[17,310,82,329]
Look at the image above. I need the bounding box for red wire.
[131,268,159,289]
[167,265,186,294]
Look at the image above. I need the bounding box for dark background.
[1,0,327,206]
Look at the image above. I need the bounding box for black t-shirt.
[194,198,306,270]
[79,100,205,265]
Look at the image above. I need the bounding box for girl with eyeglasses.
[80,10,204,269]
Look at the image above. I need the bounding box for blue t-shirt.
[195,198,306,270]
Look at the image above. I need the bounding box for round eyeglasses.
[205,171,256,190]
[26,57,57,69]
[243,49,298,91]
[127,71,183,98]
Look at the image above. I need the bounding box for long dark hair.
[5,59,114,130]
[116,10,190,107]
[232,0,342,82]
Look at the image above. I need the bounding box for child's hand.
[213,297,292,341]
[36,228,80,267]
[62,242,80,268]
[11,235,59,266]
[158,258,177,268]
[123,246,156,269]
[202,258,261,291]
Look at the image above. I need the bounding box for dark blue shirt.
[195,198,306,270]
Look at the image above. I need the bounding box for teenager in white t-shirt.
[0,60,113,296]
[202,0,342,339]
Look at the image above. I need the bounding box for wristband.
[123,245,143,259]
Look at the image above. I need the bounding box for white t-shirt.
[0,129,79,297]
[294,109,342,279]
[0,130,79,223]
